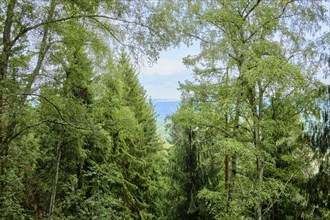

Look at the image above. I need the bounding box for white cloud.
[139,73,192,100]
[140,43,200,76]
[143,84,181,100]
[138,43,200,99]
[142,58,188,76]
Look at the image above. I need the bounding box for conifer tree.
[94,53,164,219]
[0,0,178,217]
[303,85,330,218]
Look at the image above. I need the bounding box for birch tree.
[167,0,329,219]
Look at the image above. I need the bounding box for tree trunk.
[256,157,264,220]
[0,0,17,80]
[0,0,18,205]
[48,142,62,216]
[250,82,264,220]
[224,155,229,190]
[226,75,241,213]
[224,69,230,192]
[227,154,236,213]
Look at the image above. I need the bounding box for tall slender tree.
[99,53,164,219]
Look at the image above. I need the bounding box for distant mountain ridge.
[152,99,180,120]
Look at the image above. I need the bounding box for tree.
[165,0,329,219]
[167,108,207,219]
[98,53,164,219]
[0,0,178,216]
[302,84,330,218]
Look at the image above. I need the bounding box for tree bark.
[226,75,241,213]
[249,82,264,220]
[227,154,236,213]
[224,155,229,190]
[0,0,17,80]
[48,142,62,216]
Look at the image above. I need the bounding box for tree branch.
[7,119,69,143]
[22,93,90,130]
[89,17,126,47]
[263,150,313,215]
[10,13,163,50]
[243,0,261,20]
[245,0,294,43]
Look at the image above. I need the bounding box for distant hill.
[152,99,180,140]
[152,99,180,120]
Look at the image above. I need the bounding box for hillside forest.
[0,0,329,219]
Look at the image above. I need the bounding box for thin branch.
[287,51,302,61]
[271,88,296,112]
[243,0,261,20]
[241,0,252,17]
[245,0,294,42]
[22,93,90,130]
[187,33,221,46]
[8,121,44,143]
[228,53,241,64]
[10,13,164,50]
[240,114,255,139]
[89,17,125,47]
[199,123,232,138]
[204,17,227,33]
[23,93,65,120]
[263,151,313,215]
[239,124,255,139]
[8,119,68,143]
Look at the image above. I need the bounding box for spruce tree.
[96,53,164,219]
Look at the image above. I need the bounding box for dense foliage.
[163,0,329,219]
[0,0,329,219]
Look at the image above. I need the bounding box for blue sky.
[139,41,329,101]
[139,44,200,100]
[139,2,329,101]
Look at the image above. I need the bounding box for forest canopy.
[0,0,329,219]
